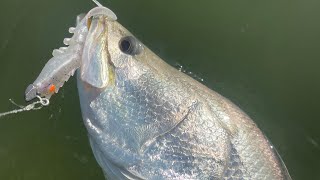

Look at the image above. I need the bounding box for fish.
[25,3,291,180]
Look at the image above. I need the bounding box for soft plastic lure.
[0,1,117,118]
[25,2,117,102]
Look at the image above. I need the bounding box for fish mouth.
[80,15,114,89]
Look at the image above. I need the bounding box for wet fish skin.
[76,15,291,179]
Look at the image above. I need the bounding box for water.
[0,0,319,179]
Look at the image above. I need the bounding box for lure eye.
[119,36,142,55]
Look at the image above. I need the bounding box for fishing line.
[92,0,103,7]
[0,96,49,118]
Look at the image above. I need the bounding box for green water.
[0,0,319,179]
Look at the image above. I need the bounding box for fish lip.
[80,15,113,89]
[25,84,37,101]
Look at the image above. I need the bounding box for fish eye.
[119,36,142,55]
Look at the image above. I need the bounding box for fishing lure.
[0,1,116,118]
[25,2,117,102]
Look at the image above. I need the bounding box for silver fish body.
[24,4,291,179]
[76,12,291,180]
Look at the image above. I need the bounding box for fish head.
[79,15,165,90]
[77,12,198,154]
[79,13,180,95]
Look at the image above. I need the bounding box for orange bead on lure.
[48,84,56,93]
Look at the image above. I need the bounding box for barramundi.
[25,3,291,180]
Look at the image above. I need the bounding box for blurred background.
[0,0,319,179]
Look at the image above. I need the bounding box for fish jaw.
[80,15,114,89]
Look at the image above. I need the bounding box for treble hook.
[0,96,50,118]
